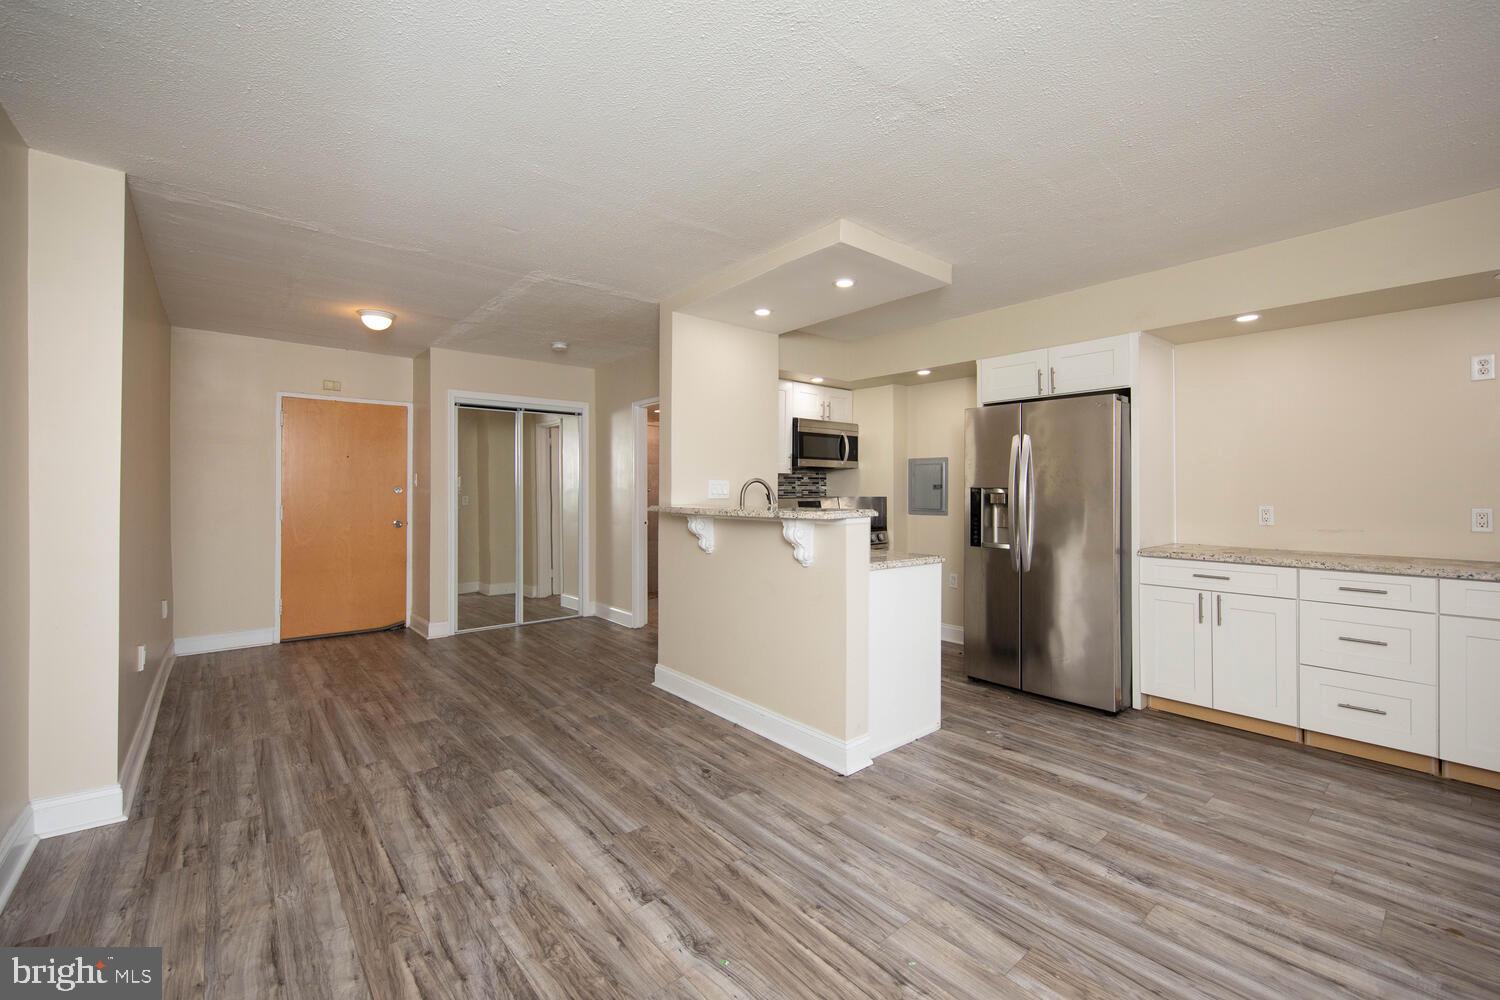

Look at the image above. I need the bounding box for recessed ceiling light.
[754,307,772,317]
[916,369,932,376]
[551,340,568,352]
[834,277,855,289]
[1235,313,1260,323]
[810,376,825,384]
[357,308,395,331]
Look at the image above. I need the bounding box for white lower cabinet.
[1301,665,1438,755]
[1440,614,1500,771]
[1213,592,1299,726]
[1139,583,1297,725]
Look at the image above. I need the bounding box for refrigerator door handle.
[1020,433,1036,571]
[1008,434,1023,571]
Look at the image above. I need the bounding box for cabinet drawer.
[1298,570,1436,613]
[1440,578,1500,621]
[1299,665,1437,756]
[1299,602,1436,684]
[1138,558,1297,599]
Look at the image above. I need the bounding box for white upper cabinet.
[978,349,1048,404]
[977,334,1135,404]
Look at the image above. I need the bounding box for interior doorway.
[277,394,411,641]
[632,397,661,628]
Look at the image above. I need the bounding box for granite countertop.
[1138,543,1500,582]
[869,551,945,571]
[651,504,876,521]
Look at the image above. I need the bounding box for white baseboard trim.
[411,614,453,640]
[0,805,37,916]
[482,582,516,597]
[594,604,638,628]
[941,623,964,645]
[31,785,125,839]
[458,581,480,595]
[865,721,942,762]
[174,628,275,656]
[654,664,871,776]
[561,593,580,611]
[119,642,176,815]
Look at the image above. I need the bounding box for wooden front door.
[280,396,408,640]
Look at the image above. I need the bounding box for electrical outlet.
[948,573,959,589]
[1473,354,1496,381]
[709,479,730,499]
[1474,508,1494,533]
[1258,505,1275,527]
[135,644,147,672]
[160,599,169,620]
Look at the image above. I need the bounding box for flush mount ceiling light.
[834,277,856,289]
[916,369,932,376]
[551,340,568,352]
[810,376,825,384]
[1235,313,1260,323]
[753,307,772,317]
[357,308,395,331]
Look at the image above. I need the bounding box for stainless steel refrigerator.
[964,393,1130,712]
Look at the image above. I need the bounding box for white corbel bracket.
[781,520,814,567]
[685,516,715,554]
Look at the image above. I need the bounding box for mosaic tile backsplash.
[778,470,828,498]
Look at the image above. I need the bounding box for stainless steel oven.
[792,418,859,470]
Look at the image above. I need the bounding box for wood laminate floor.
[4,618,1500,998]
[456,593,575,630]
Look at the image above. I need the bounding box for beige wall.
[416,348,594,626]
[170,327,413,638]
[118,191,174,765]
[456,409,481,586]
[828,384,910,543]
[781,187,1500,383]
[27,150,125,799]
[662,313,778,504]
[0,106,28,831]
[902,377,974,628]
[1176,298,1500,560]
[592,350,659,616]
[657,517,870,739]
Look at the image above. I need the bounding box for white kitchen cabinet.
[977,334,1134,404]
[1213,592,1299,726]
[978,349,1048,404]
[1140,568,1297,725]
[1140,585,1212,705]
[1440,612,1500,771]
[1047,335,1133,396]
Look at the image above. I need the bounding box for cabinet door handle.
[1216,593,1223,626]
[1338,586,1388,595]
[1193,573,1231,581]
[1337,702,1387,716]
[1036,370,1043,395]
[1050,366,1057,393]
[1197,592,1204,624]
[1338,635,1389,647]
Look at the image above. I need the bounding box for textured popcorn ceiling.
[2,1,1498,365]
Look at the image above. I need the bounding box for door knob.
[393,519,405,528]
[393,486,404,494]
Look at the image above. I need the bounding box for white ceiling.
[2,1,1497,366]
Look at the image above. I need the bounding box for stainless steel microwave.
[792,418,859,470]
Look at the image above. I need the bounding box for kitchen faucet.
[739,477,776,511]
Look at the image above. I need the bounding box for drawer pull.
[1337,635,1389,647]
[1337,702,1388,716]
[1337,585,1388,595]
[1192,573,1231,581]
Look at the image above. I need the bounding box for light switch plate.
[160,600,169,620]
[1474,355,1495,381]
[709,479,730,499]
[135,644,147,672]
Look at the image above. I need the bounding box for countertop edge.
[869,553,945,572]
[1138,543,1500,582]
[652,504,876,521]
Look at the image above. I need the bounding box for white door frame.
[273,391,414,645]
[447,389,590,634]
[630,396,660,629]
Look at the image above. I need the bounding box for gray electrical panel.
[908,457,948,515]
